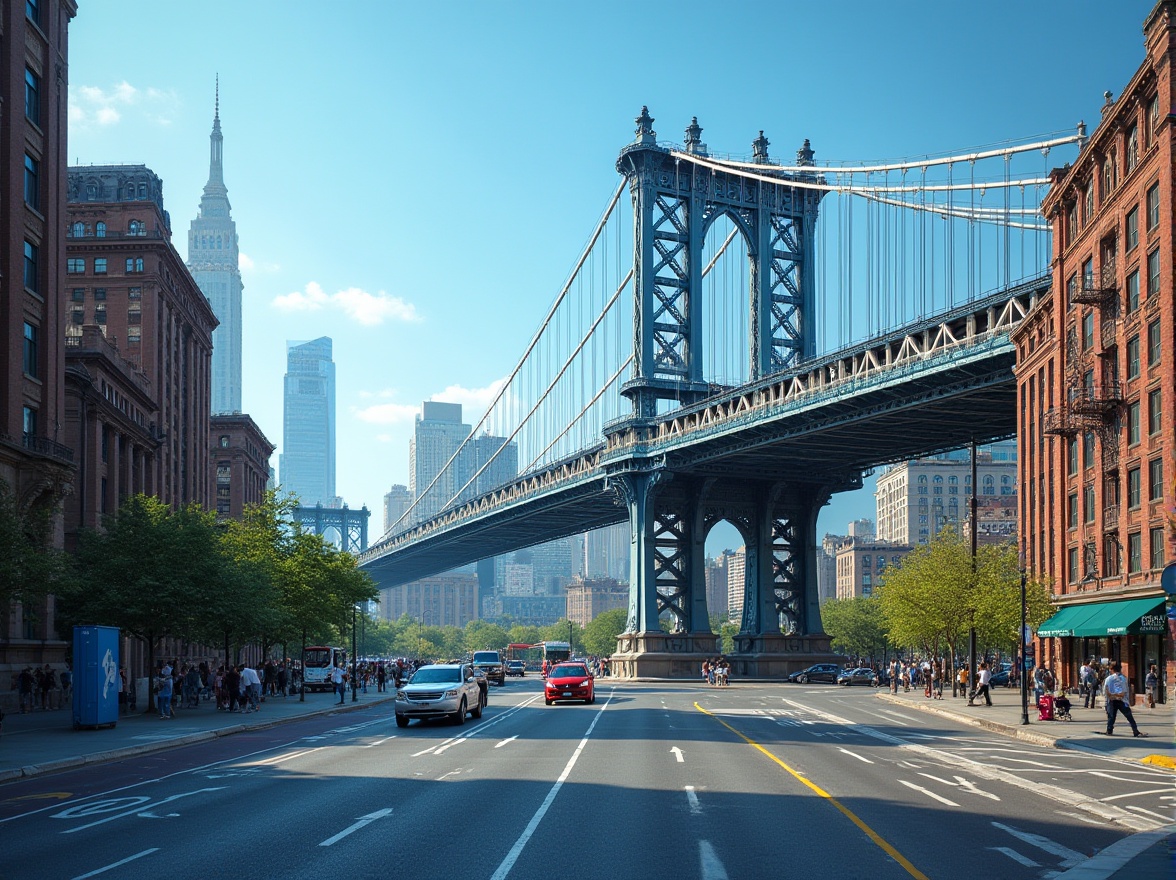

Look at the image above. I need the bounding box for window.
[23,323,38,378]
[1147,95,1160,145]
[1147,320,1161,366]
[1127,336,1140,379]
[26,0,40,25]
[1068,438,1078,475]
[23,406,37,436]
[1081,256,1094,290]
[67,258,85,274]
[1146,182,1160,230]
[1126,207,1138,251]
[1083,485,1096,522]
[219,435,231,448]
[1149,388,1162,436]
[92,288,106,301]
[1127,532,1142,574]
[1127,401,1141,446]
[1068,493,1078,529]
[1146,248,1160,298]
[128,286,141,300]
[1125,125,1138,173]
[125,257,143,273]
[1085,186,1094,221]
[983,475,995,496]
[128,309,141,325]
[95,221,106,238]
[1066,273,1077,307]
[1149,459,1164,502]
[1083,431,1095,469]
[24,154,38,208]
[1152,528,1167,570]
[1127,467,1141,509]
[71,288,84,302]
[23,241,38,293]
[71,222,85,237]
[1104,537,1121,578]
[128,220,144,236]
[24,68,40,124]
[1068,546,1079,583]
[127,332,141,345]
[71,310,84,325]
[1125,270,1139,313]
[95,307,106,324]
[94,258,107,274]
[1082,311,1094,350]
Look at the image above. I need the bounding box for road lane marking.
[685,786,701,815]
[694,702,930,880]
[670,747,685,763]
[362,736,396,748]
[250,748,322,766]
[838,748,874,764]
[1125,805,1172,822]
[898,780,959,806]
[496,735,518,748]
[62,788,226,834]
[991,822,1084,864]
[699,840,729,880]
[1100,787,1172,802]
[916,773,1000,801]
[71,848,159,879]
[489,691,613,880]
[437,770,462,781]
[318,808,393,847]
[988,847,1039,868]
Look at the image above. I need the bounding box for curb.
[0,696,392,784]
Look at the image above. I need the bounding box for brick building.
[211,414,274,519]
[65,165,218,510]
[377,573,479,629]
[0,0,78,665]
[1014,2,1173,703]
[835,541,913,600]
[565,576,627,628]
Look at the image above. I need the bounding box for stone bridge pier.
[607,470,845,679]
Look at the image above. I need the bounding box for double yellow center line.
[695,702,929,880]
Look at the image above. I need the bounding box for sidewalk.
[877,685,1175,880]
[0,688,396,784]
[876,683,1175,768]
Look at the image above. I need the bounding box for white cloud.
[429,379,508,415]
[69,81,179,130]
[352,379,507,426]
[271,281,420,326]
[353,402,420,425]
[238,252,280,274]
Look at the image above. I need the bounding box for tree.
[59,495,226,711]
[821,596,890,661]
[583,608,626,656]
[0,480,69,624]
[465,620,509,651]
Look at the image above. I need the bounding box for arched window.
[96,221,106,238]
[1001,476,1010,485]
[933,475,943,484]
[948,476,958,485]
[128,220,143,236]
[70,222,85,237]
[918,475,928,484]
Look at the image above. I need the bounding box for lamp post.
[568,619,573,657]
[351,604,358,702]
[1020,566,1030,725]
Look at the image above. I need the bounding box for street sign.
[1161,562,1176,595]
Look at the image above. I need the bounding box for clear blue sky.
[68,1,1154,546]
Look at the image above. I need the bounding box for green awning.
[1037,604,1098,638]
[1072,597,1167,637]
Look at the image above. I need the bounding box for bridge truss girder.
[292,504,371,555]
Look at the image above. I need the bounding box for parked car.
[505,660,526,677]
[837,667,879,687]
[472,650,506,686]
[544,662,595,705]
[786,663,842,684]
[395,663,485,727]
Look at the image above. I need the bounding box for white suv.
[395,663,485,727]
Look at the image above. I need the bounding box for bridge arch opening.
[702,516,752,635]
[699,212,753,391]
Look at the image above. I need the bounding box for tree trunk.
[145,633,156,714]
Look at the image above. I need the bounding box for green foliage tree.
[465,620,509,652]
[583,608,626,656]
[508,624,543,647]
[820,596,890,660]
[0,480,69,628]
[541,618,582,653]
[717,620,739,654]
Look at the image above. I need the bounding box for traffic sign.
[1161,562,1176,595]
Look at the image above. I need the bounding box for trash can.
[1038,692,1054,721]
[72,626,120,729]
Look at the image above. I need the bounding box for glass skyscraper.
[280,337,335,506]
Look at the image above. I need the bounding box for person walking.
[330,661,346,704]
[971,661,992,707]
[17,667,35,714]
[1102,661,1147,737]
[156,663,174,719]
[1144,664,1159,709]
[1080,659,1096,709]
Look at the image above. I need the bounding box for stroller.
[1052,692,1073,721]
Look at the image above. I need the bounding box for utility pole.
[968,437,978,704]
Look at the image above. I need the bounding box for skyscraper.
[409,401,471,522]
[280,337,335,506]
[187,83,243,415]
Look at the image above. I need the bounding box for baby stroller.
[1052,693,1073,721]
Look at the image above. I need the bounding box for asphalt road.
[1,679,1168,880]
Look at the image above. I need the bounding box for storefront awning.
[1038,597,1167,638]
[1072,597,1167,637]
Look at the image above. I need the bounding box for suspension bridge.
[359,108,1083,677]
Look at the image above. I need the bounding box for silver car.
[395,663,484,727]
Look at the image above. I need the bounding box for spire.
[206,77,225,189]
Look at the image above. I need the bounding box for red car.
[544,662,595,705]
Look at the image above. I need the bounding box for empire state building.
[188,85,243,414]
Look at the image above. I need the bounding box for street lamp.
[351,604,358,702]
[568,619,573,657]
[1020,566,1030,725]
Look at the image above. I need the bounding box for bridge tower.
[608,110,839,678]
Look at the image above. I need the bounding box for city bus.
[540,641,571,664]
[301,646,347,692]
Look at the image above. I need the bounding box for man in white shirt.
[1079,660,1095,708]
[972,661,993,706]
[330,663,346,704]
[240,665,262,713]
[1102,661,1147,737]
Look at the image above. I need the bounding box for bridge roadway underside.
[361,349,1017,591]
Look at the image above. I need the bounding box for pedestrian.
[224,664,242,712]
[117,667,128,715]
[956,665,968,699]
[1144,664,1159,709]
[17,667,35,714]
[60,664,72,705]
[41,665,57,710]
[240,664,262,713]
[971,661,992,707]
[1080,658,1096,708]
[156,663,174,719]
[1101,661,1147,737]
[330,661,346,704]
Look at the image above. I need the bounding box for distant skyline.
[66,1,1155,540]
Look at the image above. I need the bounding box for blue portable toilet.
[72,626,120,729]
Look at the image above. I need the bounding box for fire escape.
[1044,256,1122,584]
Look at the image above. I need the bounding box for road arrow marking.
[319,808,393,847]
[496,735,518,749]
[899,780,959,807]
[838,748,874,764]
[670,747,685,763]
